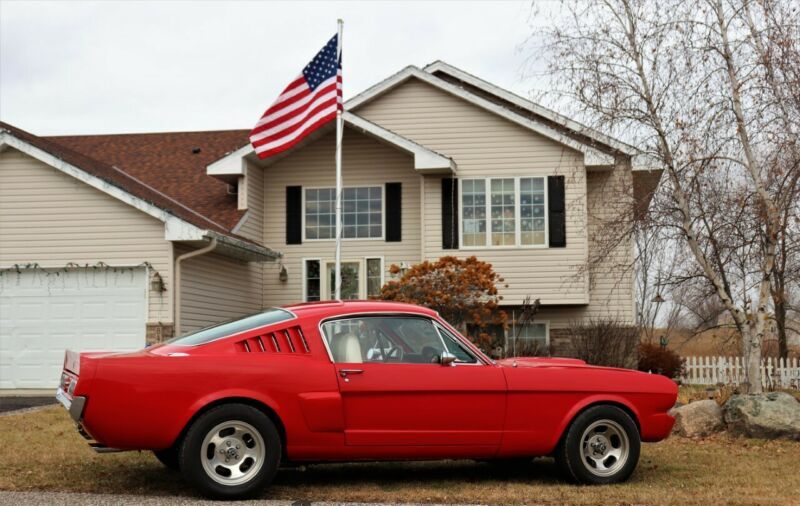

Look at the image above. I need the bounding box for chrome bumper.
[55,387,86,423]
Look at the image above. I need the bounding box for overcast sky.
[0,0,554,136]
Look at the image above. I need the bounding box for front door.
[320,315,506,448]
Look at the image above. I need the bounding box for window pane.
[321,316,447,364]
[520,177,546,245]
[490,178,515,246]
[305,260,320,301]
[366,258,382,298]
[307,186,382,240]
[461,179,487,247]
[327,262,360,300]
[168,309,294,346]
[437,325,478,363]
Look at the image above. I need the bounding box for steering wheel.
[384,342,404,362]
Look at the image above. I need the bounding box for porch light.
[279,265,289,283]
[150,272,166,293]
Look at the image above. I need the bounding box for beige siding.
[234,161,265,244]
[0,148,173,323]
[357,78,590,305]
[176,244,264,334]
[262,129,421,306]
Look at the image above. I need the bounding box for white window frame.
[457,176,549,250]
[302,256,385,302]
[302,185,385,242]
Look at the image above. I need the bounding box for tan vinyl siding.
[262,129,421,306]
[356,78,589,305]
[0,148,173,323]
[176,244,264,334]
[234,161,265,244]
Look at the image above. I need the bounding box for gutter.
[174,237,218,336]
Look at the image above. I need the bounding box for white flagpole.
[334,19,344,301]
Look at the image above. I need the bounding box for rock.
[723,392,800,440]
[671,399,724,437]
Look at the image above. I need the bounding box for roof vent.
[192,147,202,154]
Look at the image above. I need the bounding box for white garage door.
[0,268,147,389]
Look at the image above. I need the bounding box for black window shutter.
[441,177,459,249]
[286,186,302,245]
[385,182,402,242]
[548,176,566,247]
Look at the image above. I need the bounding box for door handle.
[339,369,363,382]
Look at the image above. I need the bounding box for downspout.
[174,237,218,336]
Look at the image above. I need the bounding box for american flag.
[250,34,342,159]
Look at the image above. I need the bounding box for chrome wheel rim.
[580,419,629,477]
[200,420,265,486]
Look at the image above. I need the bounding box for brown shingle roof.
[46,129,250,231]
[0,121,261,248]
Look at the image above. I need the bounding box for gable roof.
[47,129,250,230]
[346,65,618,167]
[206,111,456,179]
[423,61,641,157]
[0,122,276,260]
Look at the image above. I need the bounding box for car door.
[321,315,507,449]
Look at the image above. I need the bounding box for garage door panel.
[0,268,146,389]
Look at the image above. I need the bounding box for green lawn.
[1,406,798,505]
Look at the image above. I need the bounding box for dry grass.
[1,406,799,505]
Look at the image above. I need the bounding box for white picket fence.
[681,356,800,389]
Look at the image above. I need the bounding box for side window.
[321,316,447,364]
[436,325,479,363]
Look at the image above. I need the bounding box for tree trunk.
[744,326,764,394]
[775,298,789,361]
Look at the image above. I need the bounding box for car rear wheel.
[555,405,640,484]
[179,404,281,499]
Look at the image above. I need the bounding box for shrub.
[380,256,506,354]
[637,342,685,379]
[567,318,639,369]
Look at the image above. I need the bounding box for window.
[461,179,487,246]
[490,178,515,246]
[366,258,383,298]
[435,324,479,363]
[321,316,474,364]
[507,320,549,357]
[461,177,547,247]
[305,260,321,302]
[303,257,384,301]
[305,186,382,240]
[167,308,294,346]
[327,262,360,300]
[520,178,546,245]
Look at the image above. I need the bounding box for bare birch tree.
[533,0,799,392]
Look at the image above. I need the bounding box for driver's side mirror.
[440,351,457,366]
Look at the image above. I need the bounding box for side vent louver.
[235,326,310,354]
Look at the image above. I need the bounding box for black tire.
[179,404,281,500]
[554,405,640,485]
[153,445,180,470]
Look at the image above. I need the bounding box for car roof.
[282,300,438,320]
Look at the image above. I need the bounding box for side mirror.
[440,351,457,366]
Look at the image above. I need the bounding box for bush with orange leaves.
[379,256,507,354]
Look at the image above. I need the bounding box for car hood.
[495,357,639,373]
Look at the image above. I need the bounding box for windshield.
[167,308,294,346]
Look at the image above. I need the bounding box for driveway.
[0,396,55,414]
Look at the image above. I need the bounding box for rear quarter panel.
[80,337,342,453]
[500,366,677,456]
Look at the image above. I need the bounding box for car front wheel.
[555,405,640,484]
[179,404,281,499]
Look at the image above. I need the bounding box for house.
[0,61,660,389]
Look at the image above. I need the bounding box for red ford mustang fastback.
[56,300,677,499]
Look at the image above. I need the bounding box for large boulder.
[670,400,724,437]
[723,392,800,440]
